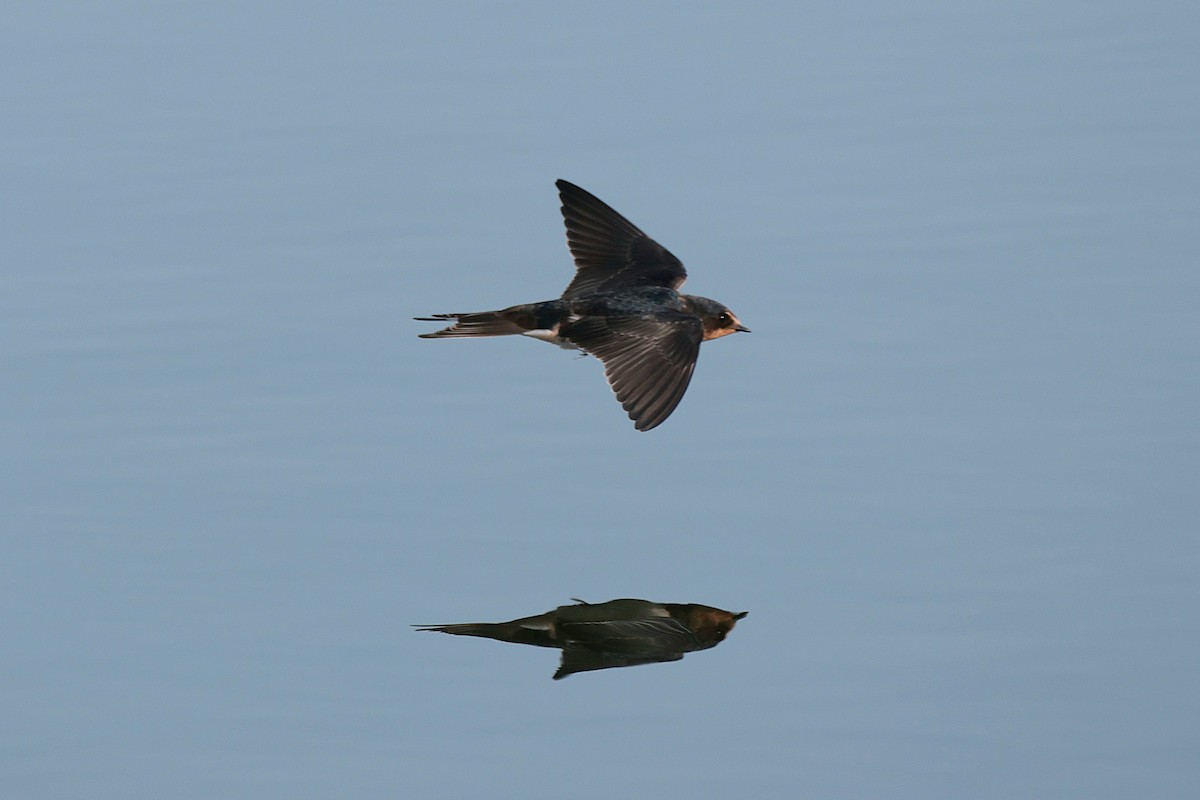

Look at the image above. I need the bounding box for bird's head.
[683,605,749,647]
[686,296,751,341]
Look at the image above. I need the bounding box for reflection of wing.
[563,314,702,431]
[559,616,702,652]
[553,646,684,680]
[557,180,687,299]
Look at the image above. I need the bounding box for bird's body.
[417,180,748,431]
[415,598,748,680]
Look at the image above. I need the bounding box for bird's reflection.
[415,597,747,679]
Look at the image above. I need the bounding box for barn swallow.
[414,597,747,680]
[416,180,749,431]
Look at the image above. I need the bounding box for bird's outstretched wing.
[563,313,702,431]
[559,616,701,652]
[557,180,687,299]
[553,645,685,680]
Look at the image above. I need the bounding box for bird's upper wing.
[556,180,687,299]
[562,313,702,431]
[558,616,701,652]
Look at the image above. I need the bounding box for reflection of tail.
[413,618,556,648]
[416,312,527,338]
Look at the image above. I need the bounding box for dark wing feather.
[553,646,684,680]
[558,617,701,652]
[556,180,687,299]
[563,313,702,431]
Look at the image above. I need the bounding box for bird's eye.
[717,312,731,325]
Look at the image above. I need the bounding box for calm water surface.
[3,3,1197,799]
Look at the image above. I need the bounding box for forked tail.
[415,312,529,338]
[413,619,557,647]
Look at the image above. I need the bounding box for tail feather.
[413,619,557,648]
[413,622,505,637]
[416,311,527,339]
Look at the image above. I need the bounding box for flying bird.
[415,597,748,680]
[416,180,749,431]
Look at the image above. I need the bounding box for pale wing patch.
[521,329,581,350]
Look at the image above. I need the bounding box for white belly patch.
[522,329,579,350]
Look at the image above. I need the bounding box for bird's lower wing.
[553,645,685,680]
[563,313,702,431]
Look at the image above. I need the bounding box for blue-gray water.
[3,3,1197,798]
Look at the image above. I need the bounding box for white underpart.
[522,328,579,350]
